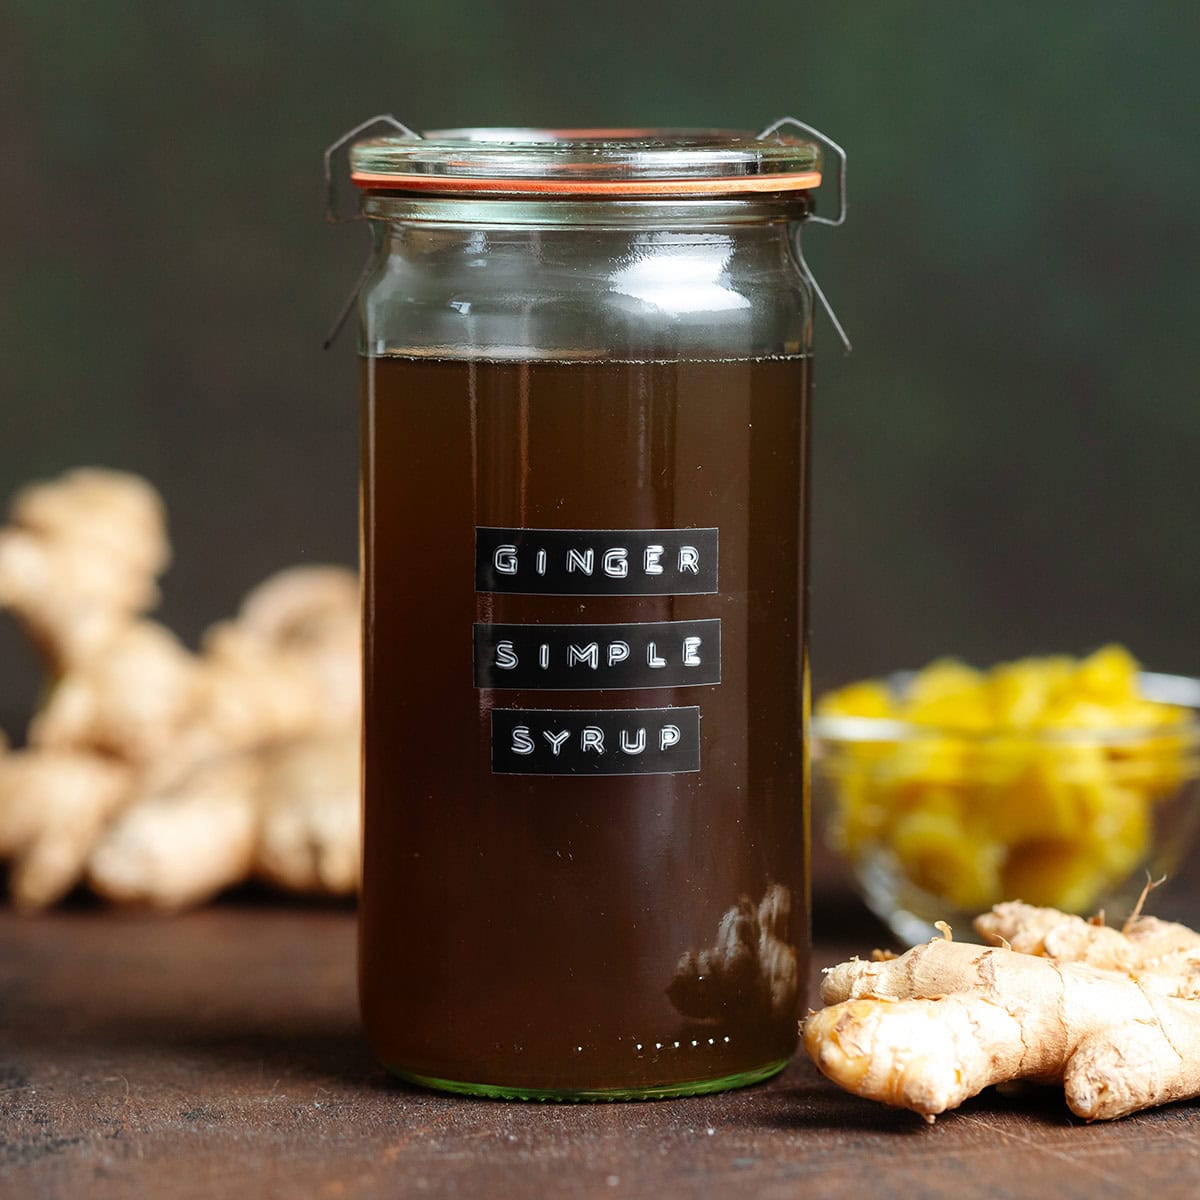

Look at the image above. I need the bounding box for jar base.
[387,1057,790,1102]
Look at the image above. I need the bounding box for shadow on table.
[742,1065,1084,1135]
[0,908,431,1101]
[11,1007,429,1099]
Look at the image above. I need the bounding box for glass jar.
[349,126,832,1099]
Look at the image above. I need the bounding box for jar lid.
[349,128,822,197]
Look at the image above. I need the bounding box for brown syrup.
[360,354,810,1094]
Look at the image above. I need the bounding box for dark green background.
[3,1,1199,723]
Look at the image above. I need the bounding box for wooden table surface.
[4,884,1200,1200]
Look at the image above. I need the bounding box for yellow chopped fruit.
[904,660,992,732]
[1073,644,1140,705]
[889,808,1003,912]
[819,646,1195,915]
[817,680,895,719]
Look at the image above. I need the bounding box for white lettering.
[643,544,664,575]
[619,728,647,754]
[535,548,548,576]
[568,643,600,669]
[602,548,629,578]
[647,642,666,668]
[607,640,630,667]
[566,548,594,575]
[494,545,518,575]
[543,729,571,755]
[677,546,700,573]
[581,726,605,753]
[538,643,550,670]
[495,640,518,670]
[659,724,682,751]
[511,725,535,755]
[682,636,702,667]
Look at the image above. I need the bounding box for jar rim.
[349,127,822,197]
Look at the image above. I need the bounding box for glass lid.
[349,127,823,196]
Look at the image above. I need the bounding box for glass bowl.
[811,671,1200,945]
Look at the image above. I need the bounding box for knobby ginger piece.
[29,620,202,766]
[205,564,361,725]
[256,732,360,896]
[0,750,134,909]
[0,466,363,910]
[805,931,1200,1121]
[975,899,1200,1000]
[0,530,133,667]
[87,754,263,910]
[28,567,358,771]
[235,564,359,644]
[87,733,360,908]
[197,633,330,752]
[31,562,359,910]
[279,602,359,727]
[198,564,361,749]
[0,469,170,669]
[11,468,169,579]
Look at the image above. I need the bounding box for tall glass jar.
[352,128,826,1099]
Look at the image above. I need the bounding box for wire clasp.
[758,116,851,351]
[322,114,422,347]
[323,114,421,224]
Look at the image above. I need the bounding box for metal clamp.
[790,226,851,353]
[323,113,422,225]
[757,116,846,227]
[758,116,851,351]
[322,115,421,347]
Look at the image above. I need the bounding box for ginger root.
[199,565,361,748]
[71,565,363,909]
[805,904,1200,1122]
[0,750,133,909]
[0,467,362,910]
[976,898,1200,997]
[86,731,360,909]
[0,468,170,669]
[30,620,203,766]
[255,733,361,896]
[86,753,264,909]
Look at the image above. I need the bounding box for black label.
[475,527,718,595]
[474,619,721,691]
[491,707,701,775]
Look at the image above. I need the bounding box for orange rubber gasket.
[350,170,822,195]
